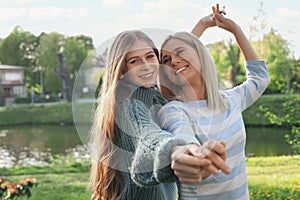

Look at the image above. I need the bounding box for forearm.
[233,26,259,61]
[191,20,207,38]
[191,14,216,38]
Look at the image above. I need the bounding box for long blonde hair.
[89,30,158,200]
[158,31,228,111]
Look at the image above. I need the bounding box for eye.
[128,59,137,65]
[175,49,184,56]
[162,56,171,64]
[146,54,155,59]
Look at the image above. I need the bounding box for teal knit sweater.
[114,83,186,200]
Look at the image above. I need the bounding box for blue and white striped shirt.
[158,60,270,200]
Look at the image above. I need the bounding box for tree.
[207,40,244,88]
[36,32,95,101]
[249,0,267,43]
[259,29,297,93]
[36,32,64,94]
[226,39,242,86]
[63,35,94,83]
[207,41,230,87]
[0,26,40,93]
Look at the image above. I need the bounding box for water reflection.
[0,125,90,167]
[0,146,52,167]
[0,125,293,167]
[245,126,292,156]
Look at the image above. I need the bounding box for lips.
[175,65,188,75]
[140,72,154,78]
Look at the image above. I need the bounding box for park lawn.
[1,156,299,200]
[6,172,90,200]
[247,156,300,199]
[0,94,299,127]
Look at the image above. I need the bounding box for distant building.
[0,64,27,105]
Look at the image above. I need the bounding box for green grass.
[1,163,91,200]
[247,156,300,199]
[7,172,90,200]
[1,156,299,200]
[0,103,74,126]
[0,94,299,127]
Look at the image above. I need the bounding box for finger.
[206,151,231,174]
[173,165,203,178]
[186,144,206,158]
[204,163,219,175]
[202,170,211,179]
[216,3,220,13]
[171,152,211,169]
[219,10,226,15]
[212,6,216,16]
[209,141,227,156]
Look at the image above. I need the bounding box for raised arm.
[192,6,226,37]
[212,4,258,60]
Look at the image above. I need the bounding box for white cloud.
[276,7,300,18]
[102,0,125,8]
[0,0,42,7]
[0,8,28,21]
[0,6,92,22]
[143,0,201,13]
[28,7,92,21]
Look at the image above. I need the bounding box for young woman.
[89,10,230,200]
[158,4,270,200]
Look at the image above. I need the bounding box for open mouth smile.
[175,65,188,75]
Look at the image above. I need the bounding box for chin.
[142,82,155,88]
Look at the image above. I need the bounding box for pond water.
[0,125,292,167]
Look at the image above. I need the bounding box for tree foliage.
[0,27,95,102]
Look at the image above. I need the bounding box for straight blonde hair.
[158,31,228,112]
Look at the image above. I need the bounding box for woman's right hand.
[171,141,230,183]
[192,7,226,37]
[212,3,239,34]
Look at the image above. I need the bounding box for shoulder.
[159,100,185,113]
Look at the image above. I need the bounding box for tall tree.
[36,32,64,94]
[63,35,94,83]
[226,39,242,86]
[262,29,297,93]
[0,26,39,92]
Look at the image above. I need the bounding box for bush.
[14,95,59,104]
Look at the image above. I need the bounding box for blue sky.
[0,0,299,58]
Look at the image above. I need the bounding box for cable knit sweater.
[113,82,186,200]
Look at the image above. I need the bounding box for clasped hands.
[171,140,231,183]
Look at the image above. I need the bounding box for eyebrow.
[161,46,184,58]
[127,50,155,61]
[173,46,184,52]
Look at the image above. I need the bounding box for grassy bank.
[0,95,299,127]
[0,103,74,126]
[1,156,299,200]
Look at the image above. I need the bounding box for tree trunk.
[56,53,73,102]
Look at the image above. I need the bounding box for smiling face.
[123,40,159,88]
[161,38,203,87]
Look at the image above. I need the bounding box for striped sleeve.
[228,60,270,111]
[158,101,201,146]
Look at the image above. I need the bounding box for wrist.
[231,24,242,36]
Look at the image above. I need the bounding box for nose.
[171,54,181,66]
[140,58,152,70]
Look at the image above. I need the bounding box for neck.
[180,81,206,102]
